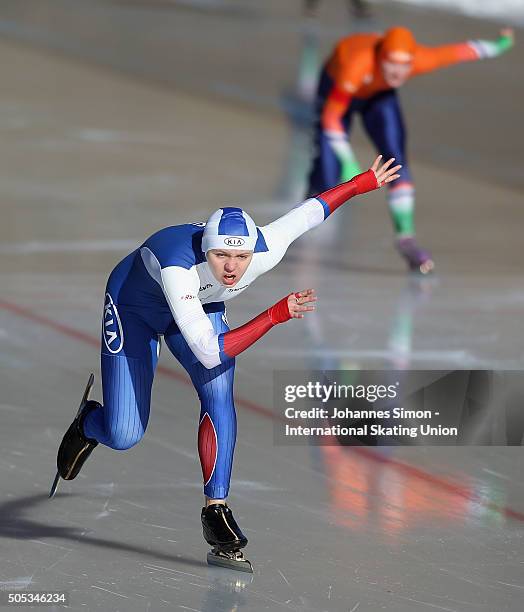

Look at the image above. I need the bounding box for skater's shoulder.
[329,34,377,83]
[142,223,206,269]
[335,32,381,55]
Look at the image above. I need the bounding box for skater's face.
[207,249,254,286]
[381,51,413,88]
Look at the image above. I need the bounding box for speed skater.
[51,156,401,571]
[307,26,515,273]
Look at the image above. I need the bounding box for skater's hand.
[500,28,514,45]
[288,289,317,319]
[481,28,514,57]
[371,155,402,188]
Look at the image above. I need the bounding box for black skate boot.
[49,373,101,498]
[202,504,252,573]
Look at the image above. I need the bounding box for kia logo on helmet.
[224,237,245,247]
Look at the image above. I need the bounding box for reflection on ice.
[201,568,254,612]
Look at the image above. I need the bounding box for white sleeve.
[255,198,326,274]
[160,266,222,369]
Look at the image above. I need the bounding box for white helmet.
[202,207,257,254]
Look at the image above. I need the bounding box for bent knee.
[105,428,145,450]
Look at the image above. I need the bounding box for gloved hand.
[474,28,514,58]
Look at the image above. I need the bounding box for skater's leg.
[306,69,358,196]
[82,297,159,450]
[361,91,433,271]
[360,89,415,236]
[196,348,236,502]
[164,304,252,571]
[52,255,161,493]
[164,306,236,501]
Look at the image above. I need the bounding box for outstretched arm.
[261,155,400,244]
[413,28,514,75]
[211,160,399,363]
[250,156,400,277]
[316,155,400,215]
[220,289,317,360]
[158,159,398,368]
[160,264,317,369]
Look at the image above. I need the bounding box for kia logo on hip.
[103,292,124,354]
[224,237,245,247]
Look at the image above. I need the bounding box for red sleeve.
[220,294,293,360]
[314,169,378,215]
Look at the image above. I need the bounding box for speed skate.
[202,503,253,573]
[207,547,253,573]
[49,373,98,498]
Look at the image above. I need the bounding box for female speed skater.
[307,26,515,273]
[50,155,401,572]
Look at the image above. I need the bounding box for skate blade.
[409,260,435,275]
[75,373,95,418]
[49,472,60,498]
[51,372,94,496]
[207,551,253,573]
[418,259,435,275]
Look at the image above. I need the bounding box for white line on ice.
[41,551,73,573]
[91,585,129,599]
[0,240,139,254]
[96,500,111,519]
[277,569,291,587]
[29,540,73,552]
[437,569,487,588]
[233,480,285,492]
[265,347,478,362]
[247,588,299,610]
[143,523,180,531]
[119,499,150,510]
[263,347,522,367]
[395,595,459,612]
[0,577,33,588]
[150,577,181,590]
[482,468,509,480]
[143,564,202,580]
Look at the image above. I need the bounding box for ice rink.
[1,2,523,610]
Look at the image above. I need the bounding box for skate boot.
[202,504,253,573]
[396,236,434,275]
[49,373,101,498]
